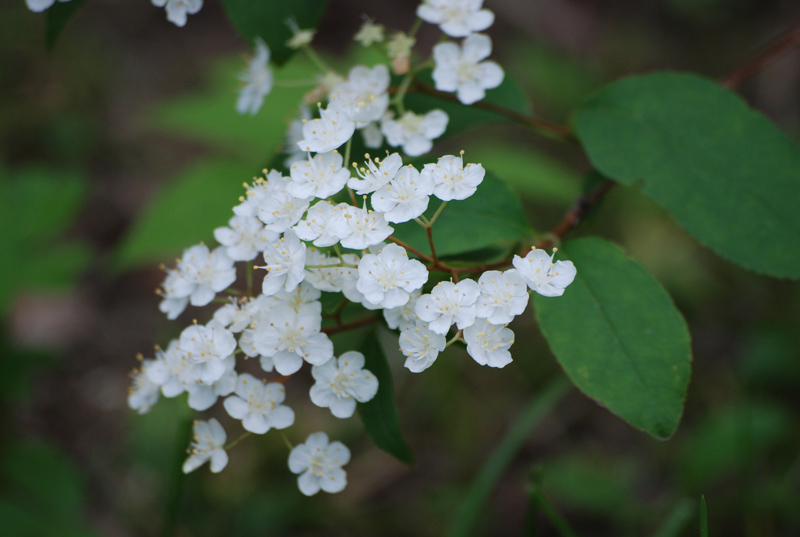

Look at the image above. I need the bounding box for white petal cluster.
[158,244,236,319]
[214,215,278,262]
[476,269,529,324]
[338,204,394,250]
[260,230,307,296]
[348,153,404,195]
[381,110,449,156]
[415,278,479,334]
[417,0,494,37]
[236,39,273,115]
[399,321,447,373]
[289,151,350,200]
[433,34,504,105]
[329,65,390,126]
[513,248,578,297]
[372,165,434,223]
[252,304,333,375]
[464,319,514,368]
[297,103,356,153]
[177,320,237,385]
[357,243,428,308]
[310,352,379,418]
[128,360,161,414]
[183,419,228,473]
[422,153,485,201]
[224,373,295,433]
[293,201,348,247]
[288,432,350,496]
[151,0,202,27]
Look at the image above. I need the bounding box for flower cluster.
[128,0,577,497]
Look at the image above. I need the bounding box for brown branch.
[409,82,576,141]
[321,316,378,335]
[387,235,436,264]
[722,23,800,88]
[426,226,439,265]
[538,179,615,250]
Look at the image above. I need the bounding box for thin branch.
[722,23,800,88]
[538,179,615,250]
[322,316,378,335]
[426,226,440,265]
[409,82,576,141]
[387,235,436,264]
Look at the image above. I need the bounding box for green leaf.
[113,159,255,270]
[357,329,414,465]
[534,237,692,439]
[392,172,533,259]
[220,0,329,66]
[574,72,800,279]
[405,69,531,138]
[45,0,89,51]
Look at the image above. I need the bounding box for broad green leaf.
[574,72,800,279]
[113,160,254,270]
[150,57,317,162]
[534,237,692,439]
[392,172,533,259]
[221,0,329,66]
[45,0,89,51]
[357,329,414,465]
[405,69,531,138]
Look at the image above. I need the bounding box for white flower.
[223,373,295,434]
[288,151,350,200]
[354,20,385,46]
[260,230,307,296]
[144,340,187,398]
[214,215,278,261]
[399,321,447,373]
[185,357,237,411]
[415,278,479,335]
[383,289,422,331]
[371,164,434,223]
[158,244,236,315]
[475,269,529,324]
[257,177,311,234]
[381,109,449,156]
[432,33,504,105]
[329,65,390,126]
[386,32,415,74]
[177,320,237,385]
[128,360,161,414]
[26,0,65,12]
[271,281,323,312]
[297,103,356,154]
[252,304,333,375]
[348,152,403,195]
[213,297,261,332]
[338,204,394,250]
[236,38,273,115]
[463,319,514,368]
[357,243,428,308]
[417,0,495,37]
[512,248,577,297]
[288,432,350,496]
[359,122,384,148]
[152,0,202,27]
[182,419,228,473]
[309,352,379,418]
[293,201,347,247]
[234,171,282,218]
[284,106,312,167]
[422,154,485,201]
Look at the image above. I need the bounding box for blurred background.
[2,0,800,535]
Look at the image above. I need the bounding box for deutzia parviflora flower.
[260,230,307,296]
[399,321,447,373]
[284,105,312,167]
[182,419,228,473]
[158,244,236,317]
[371,165,434,223]
[151,0,202,28]
[383,289,422,331]
[337,204,393,250]
[293,201,347,247]
[288,151,350,199]
[348,152,403,195]
[128,360,161,414]
[381,110,449,157]
[329,65,390,126]
[475,269,529,325]
[257,176,311,233]
[252,304,334,375]
[512,247,577,297]
[354,20,385,46]
[309,352,379,418]
[214,215,278,261]
[234,171,282,218]
[417,0,495,37]
[177,320,237,385]
[432,33,504,105]
[223,373,295,434]
[297,103,356,153]
[185,357,237,411]
[422,153,485,201]
[356,243,428,308]
[415,278,480,335]
[236,38,273,115]
[288,432,350,496]
[463,319,514,368]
